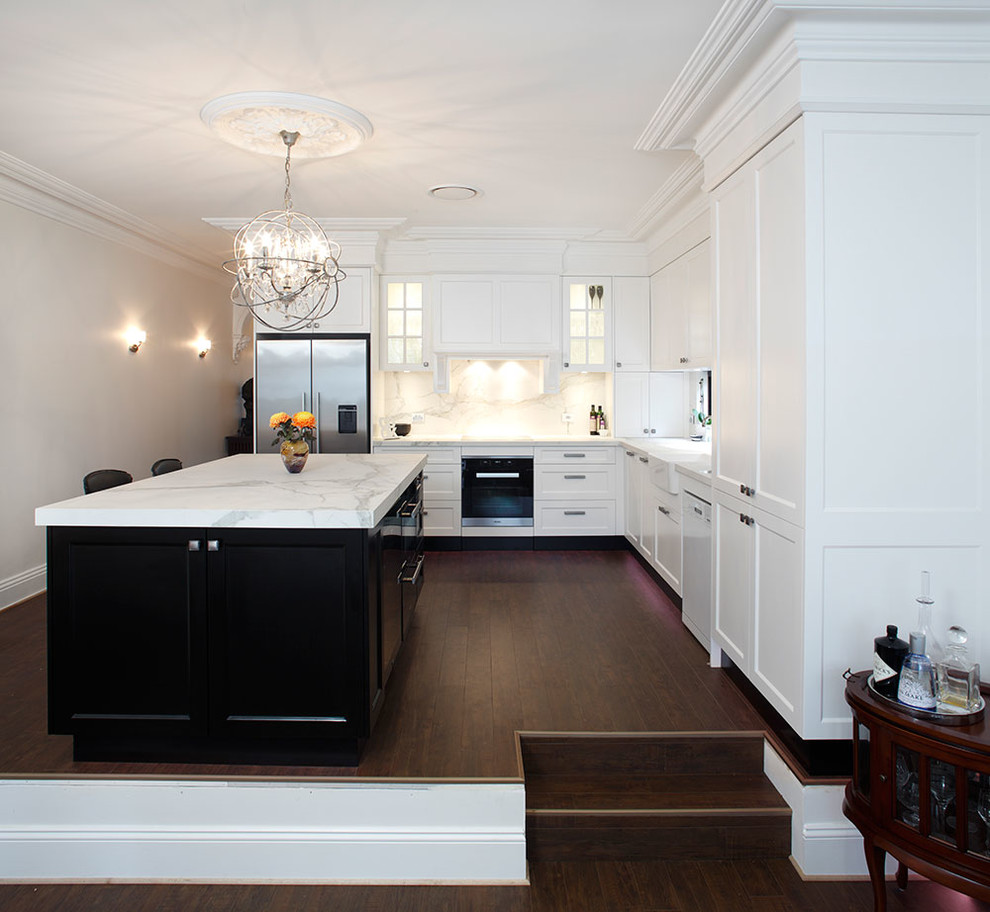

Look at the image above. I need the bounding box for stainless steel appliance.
[461,457,534,527]
[254,333,370,454]
[682,488,712,650]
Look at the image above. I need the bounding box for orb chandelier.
[222,129,344,331]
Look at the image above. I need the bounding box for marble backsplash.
[380,360,609,438]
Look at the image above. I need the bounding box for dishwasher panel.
[682,490,712,652]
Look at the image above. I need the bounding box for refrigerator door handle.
[314,392,320,453]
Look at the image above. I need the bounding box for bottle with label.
[597,406,606,432]
[589,405,598,435]
[936,625,981,711]
[873,624,909,698]
[897,632,937,710]
[915,570,943,665]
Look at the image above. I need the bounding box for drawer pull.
[564,474,586,480]
[658,506,670,515]
[639,456,649,464]
[563,453,587,458]
[625,451,635,457]
[564,510,586,516]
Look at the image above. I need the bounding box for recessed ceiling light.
[428,185,482,201]
[201,92,373,159]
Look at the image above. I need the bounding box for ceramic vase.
[280,439,309,474]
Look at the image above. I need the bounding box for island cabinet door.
[47,527,209,737]
[206,528,370,740]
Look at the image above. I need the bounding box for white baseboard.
[0,565,45,612]
[763,740,897,878]
[0,778,527,883]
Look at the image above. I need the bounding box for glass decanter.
[915,571,943,665]
[936,625,981,711]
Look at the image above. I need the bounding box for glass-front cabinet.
[381,277,430,371]
[562,277,611,372]
[844,671,990,912]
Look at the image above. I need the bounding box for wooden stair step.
[525,772,789,811]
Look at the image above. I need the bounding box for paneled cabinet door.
[613,276,651,371]
[562,277,611,371]
[622,449,645,546]
[651,499,682,596]
[712,120,805,526]
[649,240,711,371]
[381,277,431,370]
[251,266,372,334]
[614,372,652,438]
[713,492,804,729]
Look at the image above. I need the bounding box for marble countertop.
[374,434,620,447]
[35,453,427,530]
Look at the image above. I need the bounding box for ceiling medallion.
[200,91,373,159]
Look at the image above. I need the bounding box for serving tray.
[868,674,985,726]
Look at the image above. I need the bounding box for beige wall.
[0,199,249,609]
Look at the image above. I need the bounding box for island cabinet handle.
[207,540,220,551]
[188,540,201,552]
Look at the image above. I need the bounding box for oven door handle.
[474,472,521,479]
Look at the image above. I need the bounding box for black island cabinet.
[43,459,425,767]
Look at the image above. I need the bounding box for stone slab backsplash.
[381,360,608,437]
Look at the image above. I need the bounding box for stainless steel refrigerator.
[254,334,371,454]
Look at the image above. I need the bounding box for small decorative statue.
[238,378,254,437]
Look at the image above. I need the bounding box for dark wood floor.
[2,549,987,910]
[0,550,766,779]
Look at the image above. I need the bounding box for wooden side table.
[843,671,990,912]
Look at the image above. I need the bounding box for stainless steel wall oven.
[461,457,534,527]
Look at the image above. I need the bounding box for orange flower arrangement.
[270,410,316,445]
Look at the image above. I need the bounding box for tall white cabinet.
[709,112,990,740]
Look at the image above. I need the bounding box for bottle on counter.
[897,632,937,710]
[873,624,909,698]
[914,570,943,665]
[589,404,599,435]
[597,406,606,432]
[936,625,982,711]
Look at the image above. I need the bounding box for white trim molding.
[0,152,226,285]
[0,565,45,613]
[0,778,527,883]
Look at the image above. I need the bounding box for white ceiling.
[0,0,722,263]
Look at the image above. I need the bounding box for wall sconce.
[126,328,146,353]
[196,338,212,359]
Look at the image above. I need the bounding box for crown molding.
[626,157,705,241]
[0,151,226,284]
[636,0,990,155]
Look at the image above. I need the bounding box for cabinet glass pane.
[387,311,405,335]
[968,770,990,856]
[387,283,404,308]
[387,339,404,364]
[856,722,871,799]
[570,311,587,337]
[588,338,605,365]
[930,759,957,844]
[570,339,587,364]
[589,311,606,337]
[406,338,422,365]
[570,285,588,310]
[406,311,422,336]
[406,284,422,308]
[895,746,920,829]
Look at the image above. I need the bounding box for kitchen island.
[36,453,426,766]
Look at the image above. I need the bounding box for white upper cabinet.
[612,276,651,372]
[255,265,372,334]
[433,275,558,354]
[380,277,431,371]
[612,371,686,439]
[561,278,611,372]
[650,240,711,371]
[712,122,805,527]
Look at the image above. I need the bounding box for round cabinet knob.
[879,774,887,784]
[423,361,429,367]
[616,361,622,368]
[564,361,570,368]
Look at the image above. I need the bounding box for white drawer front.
[534,446,617,465]
[423,503,461,536]
[375,445,461,465]
[534,503,616,535]
[534,466,616,499]
[422,465,459,498]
